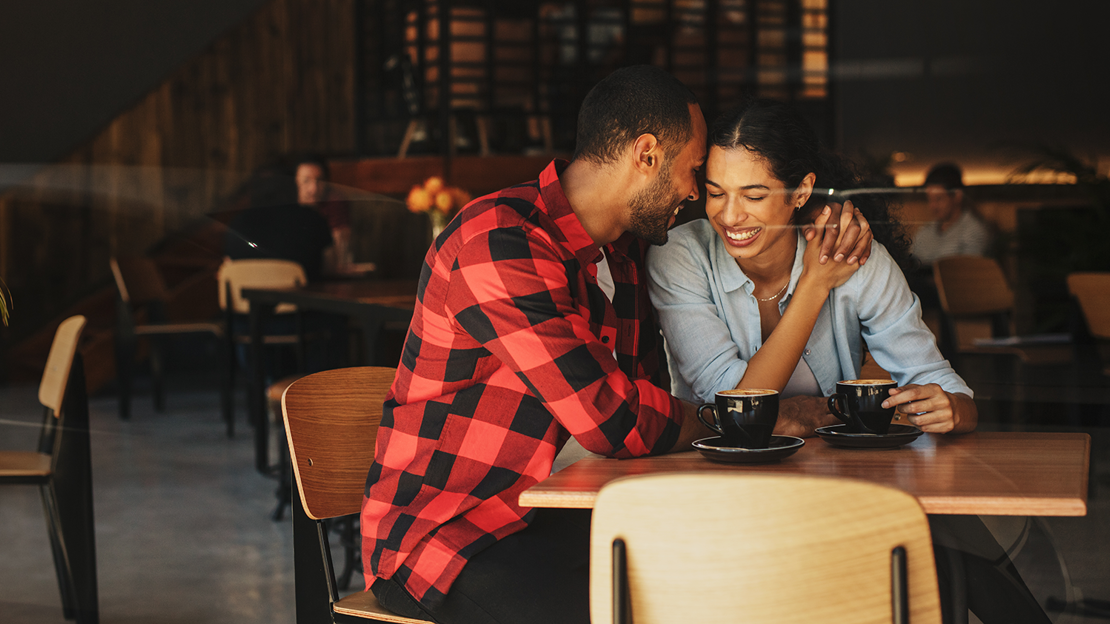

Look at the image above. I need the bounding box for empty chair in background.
[110,256,230,430]
[0,316,98,624]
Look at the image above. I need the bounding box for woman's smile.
[722,226,762,245]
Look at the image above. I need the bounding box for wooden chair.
[1068,272,1110,375]
[217,258,310,436]
[933,255,1070,364]
[110,257,231,430]
[591,472,941,624]
[281,366,431,623]
[0,315,99,624]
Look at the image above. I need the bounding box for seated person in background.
[647,98,1048,624]
[223,164,340,375]
[293,154,355,272]
[907,163,992,337]
[910,162,991,266]
[225,164,334,281]
[360,66,873,624]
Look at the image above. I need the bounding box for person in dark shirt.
[223,165,340,377]
[293,154,355,272]
[224,165,334,281]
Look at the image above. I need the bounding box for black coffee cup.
[698,389,779,449]
[827,379,898,435]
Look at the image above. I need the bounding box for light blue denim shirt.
[647,220,972,403]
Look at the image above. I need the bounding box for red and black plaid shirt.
[361,160,685,607]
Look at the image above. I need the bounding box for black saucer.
[814,424,924,449]
[692,435,805,464]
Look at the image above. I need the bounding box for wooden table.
[520,431,1091,516]
[240,279,417,473]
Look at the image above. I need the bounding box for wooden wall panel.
[0,0,356,344]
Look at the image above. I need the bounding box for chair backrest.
[39,315,87,416]
[282,366,396,520]
[591,473,941,624]
[217,258,306,315]
[110,257,169,306]
[933,255,1015,350]
[933,255,1014,316]
[1068,272,1110,340]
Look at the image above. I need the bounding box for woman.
[647,98,1048,624]
[648,99,975,434]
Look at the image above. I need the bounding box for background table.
[241,279,416,473]
[520,432,1090,516]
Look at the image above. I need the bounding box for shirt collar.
[537,159,606,267]
[713,228,807,298]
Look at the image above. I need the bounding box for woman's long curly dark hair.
[709,98,912,272]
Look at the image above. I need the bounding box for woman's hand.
[800,204,863,292]
[882,384,978,434]
[802,200,874,266]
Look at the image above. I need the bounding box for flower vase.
[430,210,450,241]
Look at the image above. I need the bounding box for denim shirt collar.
[714,229,807,311]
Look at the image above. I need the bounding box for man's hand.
[669,400,718,452]
[802,200,873,266]
[773,395,837,438]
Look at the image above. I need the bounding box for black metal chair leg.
[219,336,234,438]
[41,485,78,620]
[335,516,358,590]
[150,336,166,412]
[114,334,134,421]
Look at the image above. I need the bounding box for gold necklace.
[755,279,789,302]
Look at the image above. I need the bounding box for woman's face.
[704,145,803,262]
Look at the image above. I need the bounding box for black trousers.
[374,511,1049,624]
[373,508,592,624]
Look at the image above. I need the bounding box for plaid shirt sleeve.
[446,225,682,456]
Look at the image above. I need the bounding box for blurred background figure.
[911,163,992,266]
[225,163,335,281]
[222,163,346,378]
[907,163,994,331]
[294,154,354,273]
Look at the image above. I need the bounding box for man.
[360,66,869,624]
[293,155,354,272]
[911,162,991,265]
[225,164,334,281]
[907,163,992,337]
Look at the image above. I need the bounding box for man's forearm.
[774,395,837,438]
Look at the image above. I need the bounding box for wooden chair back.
[217,258,306,315]
[933,256,1015,350]
[933,255,1014,316]
[110,257,169,306]
[591,473,941,624]
[282,366,395,521]
[1068,272,1110,340]
[39,316,87,417]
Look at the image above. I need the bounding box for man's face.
[628,103,707,245]
[925,184,960,223]
[296,163,327,206]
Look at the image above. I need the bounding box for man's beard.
[628,166,683,246]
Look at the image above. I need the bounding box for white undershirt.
[596,248,615,302]
[781,356,821,398]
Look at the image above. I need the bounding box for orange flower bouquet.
[406,176,472,239]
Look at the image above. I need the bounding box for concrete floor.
[1,378,1108,623]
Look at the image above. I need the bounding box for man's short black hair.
[572,65,698,165]
[924,162,963,191]
[293,153,330,179]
